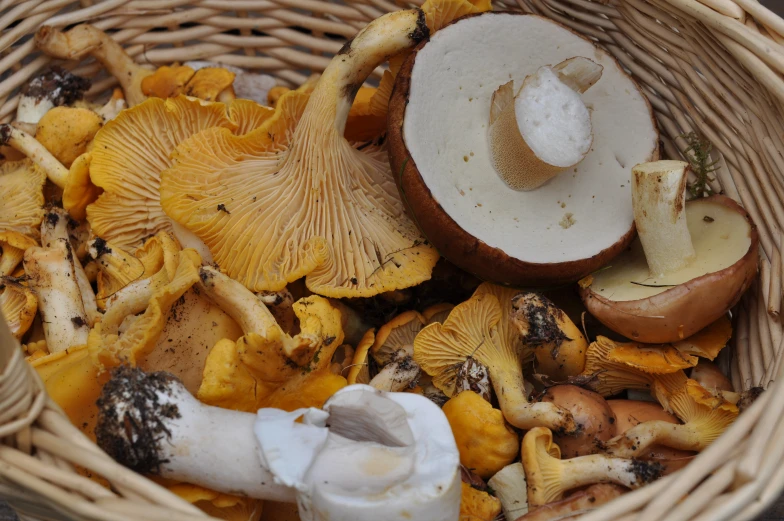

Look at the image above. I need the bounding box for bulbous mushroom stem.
[35,25,152,106]
[488,57,602,191]
[631,160,696,276]
[0,124,69,188]
[95,367,297,501]
[604,421,705,458]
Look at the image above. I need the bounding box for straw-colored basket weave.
[0,0,783,520]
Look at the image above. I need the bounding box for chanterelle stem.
[631,160,696,276]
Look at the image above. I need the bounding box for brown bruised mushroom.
[415,293,576,433]
[159,10,439,298]
[580,161,758,342]
[511,292,588,380]
[389,12,659,286]
[522,427,662,507]
[540,385,616,458]
[608,399,695,475]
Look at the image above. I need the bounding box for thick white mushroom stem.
[42,208,100,326]
[0,125,68,188]
[489,57,602,191]
[24,245,89,353]
[631,161,696,276]
[35,25,152,106]
[522,427,663,507]
[95,367,296,501]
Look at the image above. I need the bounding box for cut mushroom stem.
[488,57,602,191]
[35,24,152,106]
[631,161,695,276]
[0,125,69,188]
[522,427,662,507]
[487,462,529,521]
[96,367,461,519]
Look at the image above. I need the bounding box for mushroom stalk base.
[493,366,576,433]
[605,421,704,458]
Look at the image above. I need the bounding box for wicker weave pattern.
[0,0,783,520]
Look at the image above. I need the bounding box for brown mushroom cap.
[540,385,616,457]
[388,12,658,286]
[580,196,758,343]
[690,360,733,393]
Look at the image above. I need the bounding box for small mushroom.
[0,159,45,275]
[442,390,519,479]
[35,107,102,168]
[371,310,426,365]
[511,292,588,380]
[0,277,37,339]
[15,67,91,127]
[580,161,758,342]
[540,385,616,458]
[522,427,662,507]
[608,399,695,475]
[141,65,196,98]
[415,293,576,432]
[389,12,659,286]
[36,24,153,106]
[690,360,733,393]
[605,379,737,457]
[96,369,461,519]
[517,484,626,521]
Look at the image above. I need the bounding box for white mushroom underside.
[589,199,751,301]
[404,14,657,264]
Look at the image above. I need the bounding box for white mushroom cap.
[390,13,658,285]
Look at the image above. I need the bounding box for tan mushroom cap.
[580,196,758,343]
[541,385,616,458]
[371,310,425,365]
[141,65,196,99]
[160,10,438,298]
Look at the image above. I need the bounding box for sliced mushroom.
[580,161,758,342]
[389,12,658,286]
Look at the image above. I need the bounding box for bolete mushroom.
[389,12,659,286]
[415,292,576,432]
[522,427,662,507]
[159,9,439,298]
[580,161,758,342]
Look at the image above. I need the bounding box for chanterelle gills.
[160,9,439,298]
[95,368,461,521]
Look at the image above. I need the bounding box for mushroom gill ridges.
[95,367,181,475]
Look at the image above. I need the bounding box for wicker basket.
[0,0,783,520]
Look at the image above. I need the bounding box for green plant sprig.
[680,131,719,199]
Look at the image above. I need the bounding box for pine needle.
[680,131,719,199]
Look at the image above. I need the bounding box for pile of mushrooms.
[0,0,764,520]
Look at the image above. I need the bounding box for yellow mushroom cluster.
[2,0,762,520]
